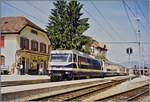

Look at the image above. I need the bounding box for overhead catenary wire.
[136,1,147,20]
[25,1,48,17]
[83,8,115,41]
[90,0,126,41]
[122,0,148,33]
[3,1,47,26]
[122,0,137,41]
[104,41,150,44]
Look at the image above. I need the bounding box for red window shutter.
[0,36,4,48]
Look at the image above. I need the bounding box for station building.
[0,16,51,75]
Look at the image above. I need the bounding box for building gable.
[0,16,47,34]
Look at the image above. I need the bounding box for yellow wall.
[17,26,50,53]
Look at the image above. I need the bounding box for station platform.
[84,76,149,101]
[1,75,50,82]
[1,75,133,101]
[1,75,50,87]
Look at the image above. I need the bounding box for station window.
[31,29,38,35]
[40,43,46,53]
[20,37,29,50]
[31,40,38,51]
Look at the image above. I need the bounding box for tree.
[77,35,94,54]
[95,55,108,62]
[46,0,67,50]
[46,0,89,50]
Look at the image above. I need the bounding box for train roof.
[51,50,97,60]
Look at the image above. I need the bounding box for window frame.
[20,37,29,50]
[31,40,38,51]
[40,43,46,53]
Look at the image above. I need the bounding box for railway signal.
[126,48,133,55]
[126,48,133,79]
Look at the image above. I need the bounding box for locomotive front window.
[51,53,72,62]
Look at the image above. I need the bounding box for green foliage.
[46,0,90,50]
[78,35,94,54]
[95,55,108,62]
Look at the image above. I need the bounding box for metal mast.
[136,17,141,77]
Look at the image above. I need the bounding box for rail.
[31,78,128,101]
[97,84,149,101]
[126,89,149,101]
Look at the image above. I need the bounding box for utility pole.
[136,17,141,77]
[141,44,145,76]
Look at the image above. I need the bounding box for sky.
[1,0,150,67]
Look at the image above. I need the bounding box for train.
[48,50,128,81]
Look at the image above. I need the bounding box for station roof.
[0,16,47,34]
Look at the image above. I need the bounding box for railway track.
[97,84,149,101]
[31,78,128,101]
[126,89,149,101]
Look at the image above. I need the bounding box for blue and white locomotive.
[49,50,103,81]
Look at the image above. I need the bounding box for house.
[0,16,51,75]
[90,40,107,57]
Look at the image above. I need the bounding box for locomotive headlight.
[65,72,70,74]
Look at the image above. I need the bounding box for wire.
[134,1,148,33]
[104,41,150,44]
[90,0,125,41]
[123,0,136,17]
[122,0,137,41]
[83,8,115,41]
[123,0,148,33]
[25,1,48,17]
[3,1,47,25]
[136,1,146,20]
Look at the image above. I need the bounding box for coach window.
[68,54,72,62]
[78,56,81,68]
[73,54,77,62]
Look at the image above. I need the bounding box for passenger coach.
[49,50,103,81]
